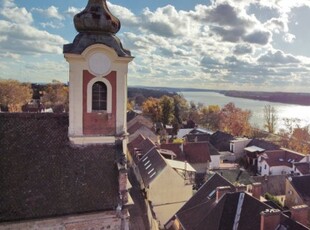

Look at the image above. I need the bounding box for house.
[127,114,158,143]
[229,137,252,158]
[210,131,235,152]
[0,1,136,229]
[161,142,220,173]
[285,175,310,226]
[253,175,287,206]
[258,148,306,176]
[134,148,193,228]
[245,138,280,168]
[166,174,309,230]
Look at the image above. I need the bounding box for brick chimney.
[260,209,281,230]
[290,205,309,226]
[235,184,247,192]
[216,186,231,202]
[252,182,262,200]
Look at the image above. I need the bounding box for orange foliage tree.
[0,79,32,112]
[219,102,252,136]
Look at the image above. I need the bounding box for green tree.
[172,94,189,124]
[41,80,69,113]
[264,105,278,133]
[0,79,32,112]
[160,95,174,127]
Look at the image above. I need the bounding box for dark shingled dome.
[74,0,121,34]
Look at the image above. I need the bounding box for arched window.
[92,82,107,111]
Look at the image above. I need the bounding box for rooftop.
[0,113,120,222]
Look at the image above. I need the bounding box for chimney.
[236,184,247,192]
[290,205,309,226]
[216,186,231,202]
[260,209,281,230]
[252,182,262,200]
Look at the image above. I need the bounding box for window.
[92,82,107,111]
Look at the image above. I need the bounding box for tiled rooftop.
[0,113,119,222]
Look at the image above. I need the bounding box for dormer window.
[92,81,107,111]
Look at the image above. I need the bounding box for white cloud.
[32,6,64,20]
[108,2,138,27]
[0,1,67,56]
[0,3,33,24]
[66,6,83,17]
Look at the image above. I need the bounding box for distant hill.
[130,86,310,106]
[222,91,310,106]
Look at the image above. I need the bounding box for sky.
[1,0,310,92]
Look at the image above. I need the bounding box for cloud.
[140,5,199,38]
[0,1,67,56]
[243,30,271,45]
[32,6,64,20]
[233,44,253,55]
[108,2,139,27]
[258,50,300,64]
[66,6,83,17]
[0,2,33,24]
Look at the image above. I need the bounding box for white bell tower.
[63,0,133,145]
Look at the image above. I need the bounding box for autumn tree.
[0,79,32,112]
[288,126,310,154]
[219,102,252,136]
[264,105,278,133]
[200,105,221,131]
[142,97,162,122]
[41,80,69,113]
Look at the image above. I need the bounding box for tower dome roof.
[74,0,120,34]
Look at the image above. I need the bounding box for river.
[181,91,310,131]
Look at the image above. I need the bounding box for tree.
[41,80,69,113]
[264,105,278,133]
[219,102,252,136]
[200,105,220,130]
[141,97,162,122]
[0,79,32,112]
[172,95,189,124]
[159,95,174,127]
[288,126,310,154]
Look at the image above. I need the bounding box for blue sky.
[1,0,310,92]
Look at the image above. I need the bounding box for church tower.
[63,0,133,145]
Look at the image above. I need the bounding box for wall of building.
[285,179,304,208]
[65,44,132,143]
[258,159,269,175]
[83,70,117,135]
[230,139,251,158]
[269,165,292,175]
[210,155,221,169]
[148,165,192,228]
[192,162,209,174]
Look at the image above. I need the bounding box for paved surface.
[128,167,150,230]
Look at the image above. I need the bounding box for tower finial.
[74,0,121,34]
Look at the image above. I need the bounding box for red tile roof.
[261,149,305,167]
[184,142,211,164]
[160,143,185,161]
